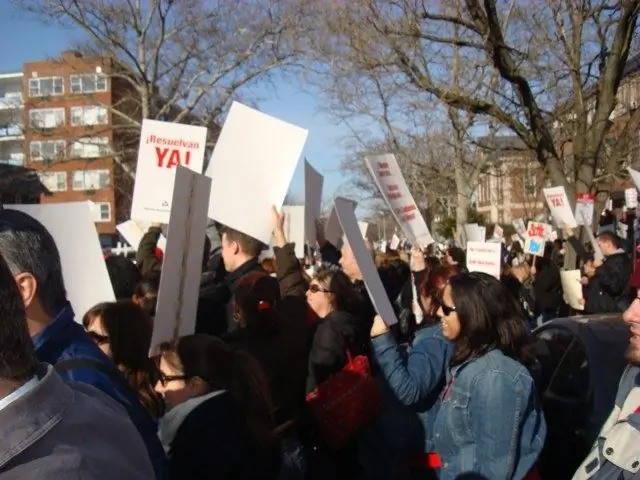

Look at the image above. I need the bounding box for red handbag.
[306,350,384,450]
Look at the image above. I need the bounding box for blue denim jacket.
[372,324,453,452]
[433,349,546,480]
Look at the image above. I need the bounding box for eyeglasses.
[160,374,187,386]
[308,284,331,294]
[86,330,109,346]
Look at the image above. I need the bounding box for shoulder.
[465,351,534,392]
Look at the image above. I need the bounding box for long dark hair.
[233,271,281,332]
[448,272,533,367]
[83,301,164,419]
[133,271,161,317]
[160,334,278,449]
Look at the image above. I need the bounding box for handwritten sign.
[466,241,502,278]
[131,119,207,224]
[543,186,577,228]
[364,154,434,247]
[524,221,551,257]
[575,193,595,226]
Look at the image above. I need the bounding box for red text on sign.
[548,195,564,208]
[528,223,545,238]
[156,148,191,168]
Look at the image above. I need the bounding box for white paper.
[560,270,584,311]
[304,160,324,245]
[463,223,486,243]
[334,197,398,326]
[205,101,308,244]
[574,194,595,227]
[325,199,357,247]
[629,167,640,193]
[151,166,211,356]
[131,119,207,224]
[117,220,167,252]
[358,221,370,239]
[282,205,305,259]
[580,212,604,262]
[512,219,527,239]
[543,186,577,228]
[364,154,434,247]
[493,225,504,240]
[6,202,115,318]
[390,234,400,250]
[466,241,502,278]
[625,188,638,209]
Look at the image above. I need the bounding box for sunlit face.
[221,233,238,273]
[85,315,111,357]
[154,355,202,411]
[624,295,640,365]
[306,280,334,318]
[437,284,461,340]
[339,243,361,281]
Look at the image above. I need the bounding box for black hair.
[105,255,142,300]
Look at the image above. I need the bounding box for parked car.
[532,315,630,479]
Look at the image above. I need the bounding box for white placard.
[493,225,504,240]
[131,119,207,224]
[625,188,638,209]
[560,270,584,311]
[117,220,167,252]
[466,241,502,278]
[151,166,211,356]
[463,223,486,243]
[629,167,640,192]
[205,102,308,244]
[364,154,434,247]
[575,193,595,227]
[580,212,604,262]
[334,197,397,326]
[543,186,577,228]
[6,202,115,318]
[390,234,400,250]
[358,221,370,239]
[304,160,324,245]
[282,205,305,259]
[325,199,357,247]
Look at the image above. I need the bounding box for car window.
[534,327,591,400]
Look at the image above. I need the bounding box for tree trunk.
[456,182,471,232]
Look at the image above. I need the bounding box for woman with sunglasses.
[431,272,545,480]
[154,334,281,479]
[83,300,164,420]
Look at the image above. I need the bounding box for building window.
[28,77,64,97]
[38,172,67,192]
[96,202,111,222]
[524,173,536,196]
[70,137,110,159]
[73,169,110,190]
[30,140,66,161]
[29,108,65,129]
[70,74,108,94]
[70,106,108,126]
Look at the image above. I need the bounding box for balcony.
[0,93,23,110]
[0,124,23,142]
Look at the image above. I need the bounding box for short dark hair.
[104,255,142,300]
[0,209,67,316]
[447,247,466,265]
[220,226,264,257]
[597,231,622,249]
[449,272,532,367]
[0,252,39,382]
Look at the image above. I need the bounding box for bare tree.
[307,0,640,220]
[15,0,307,177]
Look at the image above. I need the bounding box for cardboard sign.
[543,186,577,228]
[358,221,370,239]
[325,199,357,247]
[463,223,486,243]
[493,225,504,241]
[131,119,207,223]
[575,193,595,227]
[151,166,211,356]
[117,220,167,252]
[205,102,308,244]
[334,197,398,326]
[304,160,324,246]
[466,241,502,278]
[625,188,638,209]
[364,154,434,247]
[282,205,305,259]
[6,202,115,318]
[390,233,400,250]
[629,167,640,193]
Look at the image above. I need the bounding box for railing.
[0,157,24,166]
[0,125,23,138]
[0,95,23,109]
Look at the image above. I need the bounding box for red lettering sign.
[377,162,389,169]
[156,148,191,168]
[389,192,402,200]
[528,223,545,238]
[548,195,564,208]
[387,184,399,192]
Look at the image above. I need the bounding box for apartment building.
[475,136,547,224]
[0,72,25,168]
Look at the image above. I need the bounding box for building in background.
[475,136,547,224]
[0,72,25,169]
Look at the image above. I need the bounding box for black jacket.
[585,251,632,314]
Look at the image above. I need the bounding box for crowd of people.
[0,204,637,479]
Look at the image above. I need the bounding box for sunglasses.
[437,297,457,316]
[308,284,331,294]
[86,330,109,346]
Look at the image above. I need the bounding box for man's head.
[339,239,373,282]
[0,251,39,386]
[0,209,68,326]
[596,231,622,256]
[219,226,263,273]
[445,247,466,266]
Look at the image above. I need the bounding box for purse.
[306,350,383,450]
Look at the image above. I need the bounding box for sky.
[0,2,352,210]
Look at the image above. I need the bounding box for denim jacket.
[372,324,453,452]
[433,349,546,480]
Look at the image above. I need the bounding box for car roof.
[535,314,628,344]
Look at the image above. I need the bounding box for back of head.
[0,252,38,382]
[222,227,264,258]
[105,255,142,300]
[233,271,281,329]
[0,209,67,317]
[134,271,161,317]
[447,247,466,266]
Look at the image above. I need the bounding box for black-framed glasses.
[308,284,331,294]
[160,374,187,386]
[86,330,109,346]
